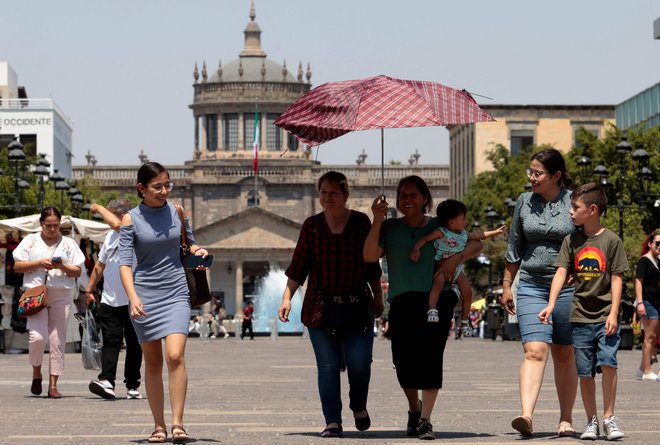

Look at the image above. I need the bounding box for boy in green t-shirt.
[538,183,629,441]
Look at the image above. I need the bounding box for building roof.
[198,1,308,85]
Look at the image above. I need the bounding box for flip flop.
[557,421,575,437]
[511,415,533,437]
[321,424,343,438]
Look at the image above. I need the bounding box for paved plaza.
[1,334,658,444]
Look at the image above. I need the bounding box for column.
[238,113,245,151]
[217,114,223,151]
[194,117,199,151]
[234,261,243,317]
[200,115,207,151]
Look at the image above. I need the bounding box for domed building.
[74,2,450,318]
[191,1,312,160]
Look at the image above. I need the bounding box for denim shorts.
[517,280,573,345]
[642,300,660,320]
[571,322,620,378]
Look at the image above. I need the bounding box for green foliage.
[0,148,136,219]
[461,125,659,299]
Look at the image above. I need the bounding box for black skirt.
[388,290,458,389]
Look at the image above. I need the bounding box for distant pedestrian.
[501,148,578,438]
[539,183,629,440]
[633,231,660,381]
[85,201,143,400]
[210,299,230,339]
[364,175,481,440]
[241,301,254,340]
[119,162,208,444]
[13,207,85,398]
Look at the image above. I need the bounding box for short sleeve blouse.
[12,233,85,289]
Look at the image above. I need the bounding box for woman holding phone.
[13,206,85,398]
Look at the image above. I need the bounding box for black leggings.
[389,290,457,389]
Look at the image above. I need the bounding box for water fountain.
[252,268,304,334]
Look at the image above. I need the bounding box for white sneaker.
[641,371,660,382]
[603,416,624,440]
[127,388,142,399]
[580,415,599,440]
[89,379,115,399]
[635,368,643,380]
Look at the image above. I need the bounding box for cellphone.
[184,254,214,269]
[52,257,62,263]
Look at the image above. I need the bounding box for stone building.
[74,4,450,317]
[449,104,615,198]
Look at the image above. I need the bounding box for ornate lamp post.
[34,154,51,210]
[50,170,70,210]
[6,137,31,216]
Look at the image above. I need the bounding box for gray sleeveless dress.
[119,202,195,343]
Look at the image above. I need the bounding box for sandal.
[321,423,343,438]
[172,424,190,444]
[511,415,533,437]
[147,428,167,444]
[47,388,62,399]
[557,421,575,437]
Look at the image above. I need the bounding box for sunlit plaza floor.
[1,334,658,444]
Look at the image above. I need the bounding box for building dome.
[209,57,296,83]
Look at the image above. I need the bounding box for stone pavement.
[1,335,658,444]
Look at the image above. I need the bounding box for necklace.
[404,216,427,239]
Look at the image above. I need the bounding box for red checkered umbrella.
[274,75,495,193]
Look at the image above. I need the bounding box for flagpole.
[253,103,259,206]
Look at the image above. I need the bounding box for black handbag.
[175,205,211,308]
[310,214,373,335]
[321,288,373,335]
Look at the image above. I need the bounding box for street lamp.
[590,137,655,242]
[484,204,500,304]
[6,137,32,216]
[34,154,51,210]
[50,169,70,210]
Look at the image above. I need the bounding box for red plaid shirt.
[286,210,381,327]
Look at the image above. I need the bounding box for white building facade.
[0,62,74,178]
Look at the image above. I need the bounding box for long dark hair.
[137,162,168,198]
[396,175,432,214]
[40,206,62,222]
[640,231,660,256]
[531,148,573,189]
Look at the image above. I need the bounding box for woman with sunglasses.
[119,162,208,443]
[501,148,578,437]
[633,232,660,381]
[13,206,85,398]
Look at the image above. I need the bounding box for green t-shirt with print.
[554,228,629,323]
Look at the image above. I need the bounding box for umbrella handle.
[381,129,385,198]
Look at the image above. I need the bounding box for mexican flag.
[252,112,260,173]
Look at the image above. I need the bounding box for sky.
[2,0,659,167]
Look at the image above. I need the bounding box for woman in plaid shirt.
[278,171,383,438]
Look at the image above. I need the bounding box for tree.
[0,144,135,219]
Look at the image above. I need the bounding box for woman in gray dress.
[119,162,208,444]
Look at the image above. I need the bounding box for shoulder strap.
[174,204,188,249]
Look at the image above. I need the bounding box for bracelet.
[502,278,513,284]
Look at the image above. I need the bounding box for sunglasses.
[653,241,660,247]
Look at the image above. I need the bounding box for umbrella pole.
[381,128,384,198]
